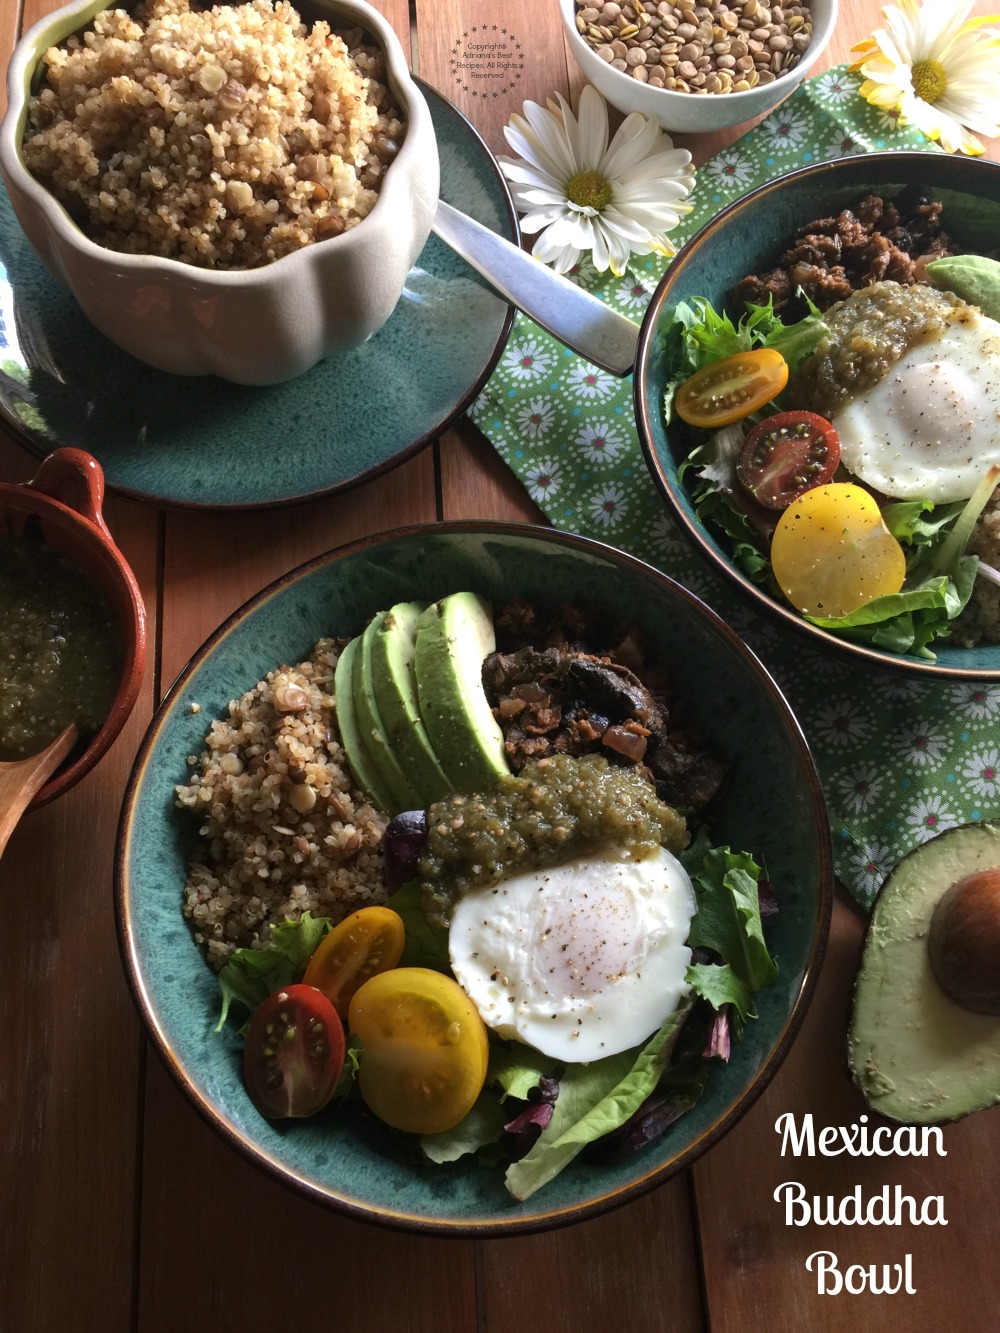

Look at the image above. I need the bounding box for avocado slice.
[413,592,510,793]
[332,636,395,813]
[352,612,423,814]
[926,253,1000,321]
[370,601,454,807]
[849,820,1000,1124]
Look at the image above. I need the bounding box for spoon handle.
[432,200,640,377]
[0,724,78,859]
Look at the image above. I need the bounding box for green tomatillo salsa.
[0,533,122,760]
[417,752,689,928]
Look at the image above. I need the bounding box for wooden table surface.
[3,0,999,1329]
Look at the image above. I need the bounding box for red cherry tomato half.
[674,348,788,428]
[244,983,346,1119]
[736,410,841,510]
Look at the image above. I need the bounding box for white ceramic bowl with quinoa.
[0,0,439,384]
[558,0,837,134]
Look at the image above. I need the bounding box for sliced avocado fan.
[332,636,396,813]
[369,601,453,807]
[353,612,423,814]
[413,591,510,793]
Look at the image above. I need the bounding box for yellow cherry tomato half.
[302,906,405,1019]
[771,482,906,619]
[348,967,489,1135]
[674,348,789,428]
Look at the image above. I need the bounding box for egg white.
[447,844,697,1063]
[833,310,1000,503]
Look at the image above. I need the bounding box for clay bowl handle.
[24,447,112,541]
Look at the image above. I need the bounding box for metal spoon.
[432,200,641,377]
[0,724,78,859]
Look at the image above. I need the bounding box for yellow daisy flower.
[851,0,1000,155]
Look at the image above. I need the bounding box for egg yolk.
[771,482,906,619]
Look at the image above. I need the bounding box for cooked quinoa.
[23,0,405,268]
[176,639,388,969]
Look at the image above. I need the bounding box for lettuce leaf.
[686,961,754,1021]
[503,999,693,1201]
[385,880,451,971]
[420,1092,510,1164]
[215,911,331,1031]
[682,842,778,994]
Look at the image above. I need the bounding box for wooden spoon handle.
[0,725,78,859]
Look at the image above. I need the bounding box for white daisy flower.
[851,0,1000,156]
[894,719,948,766]
[587,482,627,526]
[645,510,686,556]
[959,747,1000,799]
[833,763,886,815]
[575,420,628,464]
[502,336,553,382]
[498,85,695,276]
[525,459,561,502]
[845,838,895,899]
[814,69,861,102]
[515,398,556,440]
[813,698,869,747]
[758,111,810,149]
[823,130,863,158]
[701,149,756,190]
[904,793,958,838]
[566,362,617,401]
[949,682,1000,719]
[616,275,655,311]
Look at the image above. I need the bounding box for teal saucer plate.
[115,521,833,1235]
[0,84,515,510]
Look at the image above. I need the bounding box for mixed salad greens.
[663,291,997,659]
[214,824,777,1202]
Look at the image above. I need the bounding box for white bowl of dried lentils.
[559,0,837,134]
[0,0,440,385]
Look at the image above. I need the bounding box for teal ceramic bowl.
[635,151,1000,679]
[115,522,832,1234]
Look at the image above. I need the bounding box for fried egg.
[832,305,1000,504]
[447,844,697,1063]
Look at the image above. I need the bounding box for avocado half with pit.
[849,821,1000,1124]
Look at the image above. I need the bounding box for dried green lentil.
[574,0,812,94]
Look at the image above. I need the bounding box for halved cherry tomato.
[736,410,841,510]
[303,906,405,1018]
[244,983,346,1119]
[771,482,906,618]
[348,967,489,1135]
[674,348,789,428]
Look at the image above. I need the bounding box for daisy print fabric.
[470,64,1000,912]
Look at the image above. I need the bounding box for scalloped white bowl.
[559,0,838,134]
[0,0,440,384]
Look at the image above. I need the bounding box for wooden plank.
[693,892,1000,1331]
[414,0,573,158]
[0,426,158,1333]
[138,1056,479,1333]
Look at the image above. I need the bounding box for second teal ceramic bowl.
[635,151,1000,678]
[115,522,832,1234]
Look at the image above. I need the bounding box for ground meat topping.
[482,612,728,813]
[734,191,954,319]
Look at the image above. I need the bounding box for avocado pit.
[928,869,1000,1015]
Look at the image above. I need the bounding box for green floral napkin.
[468,65,1000,913]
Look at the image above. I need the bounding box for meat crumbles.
[733,190,954,320]
[483,599,728,813]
